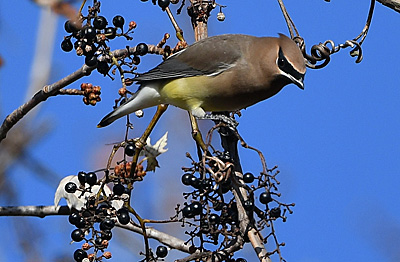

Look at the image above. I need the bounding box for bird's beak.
[288,74,305,90]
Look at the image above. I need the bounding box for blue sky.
[1,1,400,261]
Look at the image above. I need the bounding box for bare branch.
[0,45,167,144]
[377,0,400,13]
[0,205,70,218]
[0,205,193,254]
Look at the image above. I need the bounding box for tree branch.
[0,205,193,254]
[0,205,70,218]
[0,45,167,144]
[377,0,400,13]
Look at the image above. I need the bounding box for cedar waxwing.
[97,34,306,127]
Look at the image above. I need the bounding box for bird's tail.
[97,85,162,127]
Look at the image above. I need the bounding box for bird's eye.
[278,57,285,68]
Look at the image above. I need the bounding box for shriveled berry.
[158,0,170,10]
[105,27,116,39]
[100,218,115,230]
[270,207,281,218]
[112,15,125,28]
[61,38,73,52]
[82,44,96,56]
[93,16,108,30]
[156,245,168,258]
[85,55,98,67]
[135,43,148,56]
[113,184,125,196]
[125,143,136,156]
[103,251,112,259]
[65,182,77,193]
[73,249,87,262]
[129,21,137,30]
[181,173,193,186]
[85,172,97,186]
[259,192,273,204]
[71,229,84,242]
[243,172,254,183]
[117,208,130,225]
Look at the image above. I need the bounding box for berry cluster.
[64,171,132,262]
[60,3,139,75]
[174,152,293,261]
[80,83,101,106]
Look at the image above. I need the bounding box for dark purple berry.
[181,173,193,186]
[61,38,73,52]
[243,200,254,211]
[73,249,87,262]
[156,245,168,258]
[105,27,116,39]
[259,192,272,204]
[65,182,77,193]
[101,230,113,240]
[182,205,194,218]
[113,184,125,196]
[85,55,98,67]
[191,202,202,216]
[112,15,125,28]
[74,40,85,50]
[135,43,148,56]
[93,16,108,30]
[125,142,136,156]
[243,172,254,183]
[65,20,79,33]
[71,229,84,242]
[97,61,109,75]
[189,175,200,189]
[158,0,170,10]
[68,212,80,225]
[236,258,247,262]
[209,213,220,225]
[220,180,231,194]
[85,172,97,186]
[117,208,130,225]
[95,237,103,246]
[77,171,86,185]
[84,26,96,40]
[100,218,115,230]
[75,216,87,228]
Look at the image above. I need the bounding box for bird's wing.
[135,34,251,82]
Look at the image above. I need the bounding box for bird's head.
[275,33,306,90]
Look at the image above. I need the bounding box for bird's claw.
[198,113,239,131]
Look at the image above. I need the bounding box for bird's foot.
[198,113,239,130]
